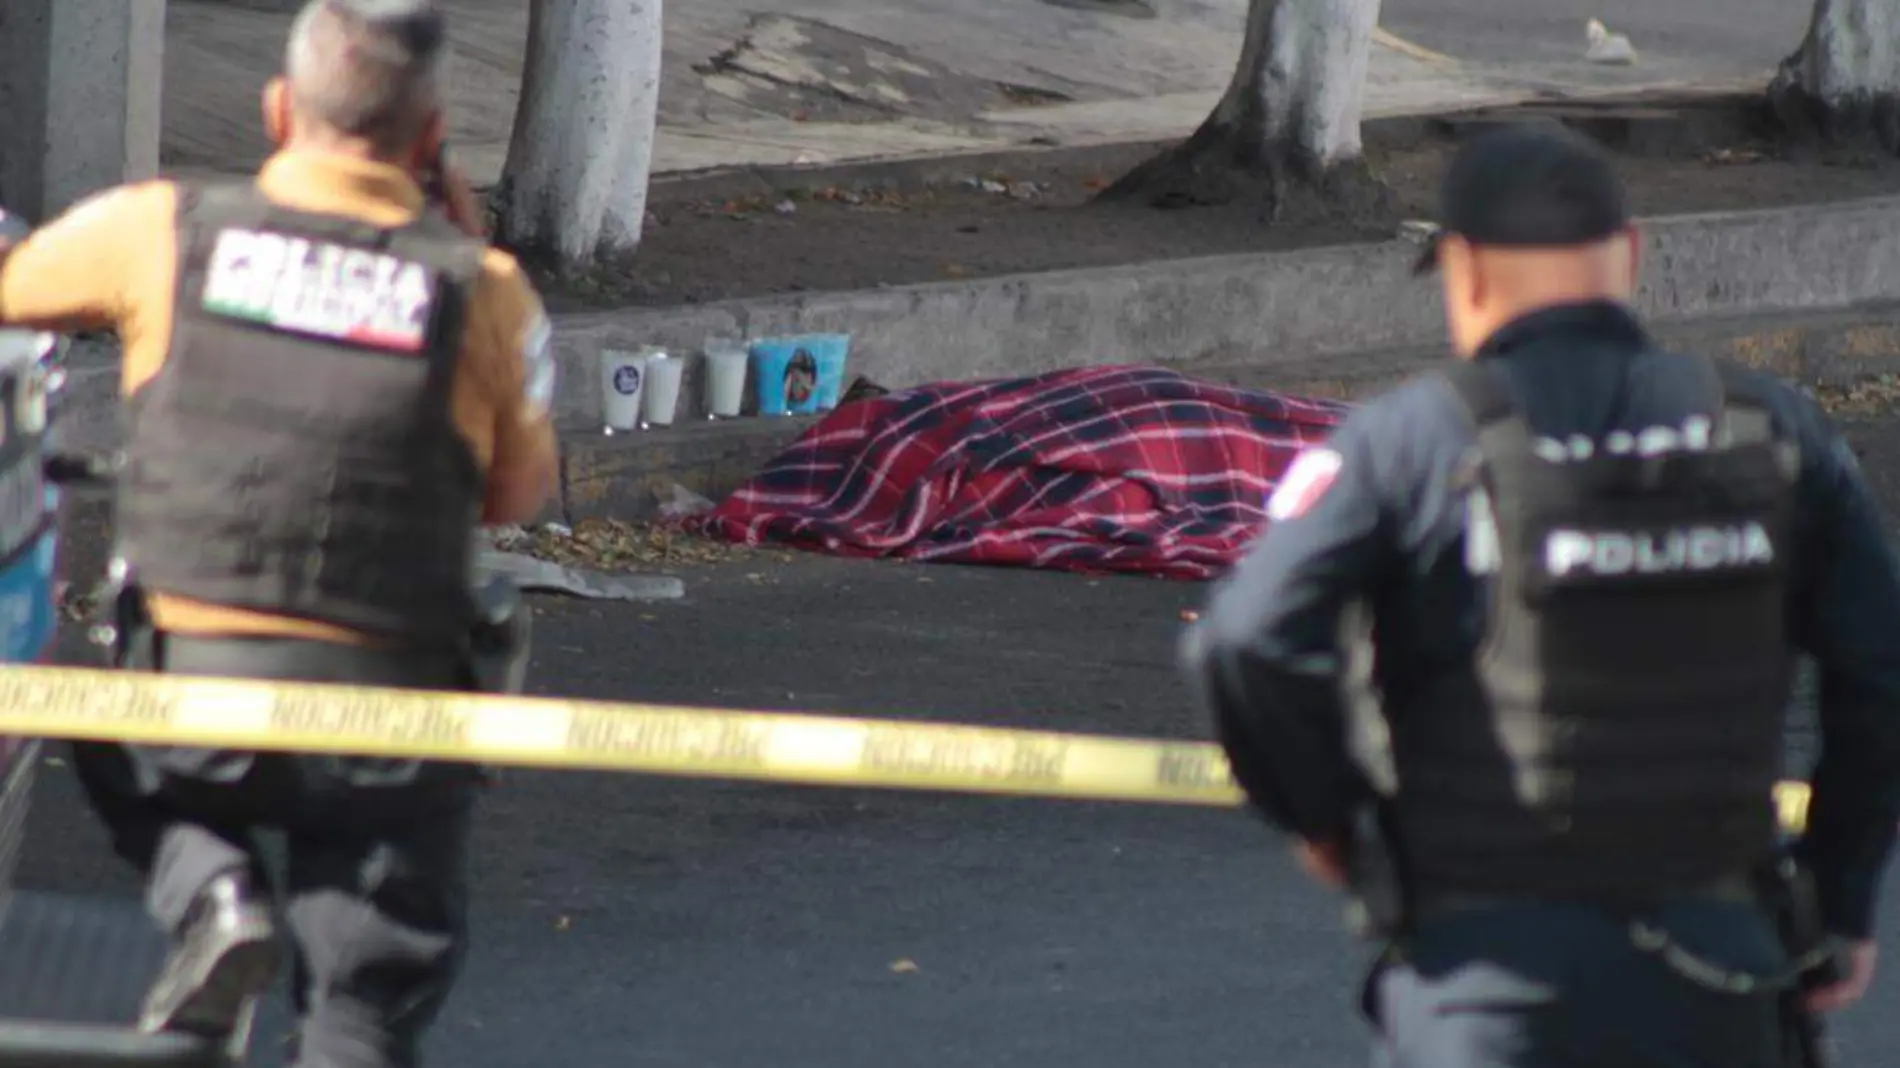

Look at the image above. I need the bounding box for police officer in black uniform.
[0,2,555,1065]
[1181,123,1900,1066]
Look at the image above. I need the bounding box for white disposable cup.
[703,341,748,418]
[642,352,685,426]
[599,348,650,431]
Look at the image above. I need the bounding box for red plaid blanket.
[692,365,1352,579]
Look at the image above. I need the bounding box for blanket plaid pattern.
[692,365,1352,579]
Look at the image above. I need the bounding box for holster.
[93,560,155,670]
[1753,854,1842,1068]
[1343,804,1410,943]
[1342,805,1412,1034]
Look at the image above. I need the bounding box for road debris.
[1814,374,1900,418]
[477,548,684,603]
[491,519,796,574]
[1585,18,1638,65]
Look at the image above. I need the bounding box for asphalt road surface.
[11,469,1897,1068]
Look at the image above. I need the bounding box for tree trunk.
[1769,0,1900,153]
[493,0,664,269]
[1098,0,1387,215]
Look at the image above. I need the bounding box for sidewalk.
[161,0,1763,185]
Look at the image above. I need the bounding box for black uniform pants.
[1365,900,1791,1068]
[68,633,485,1068]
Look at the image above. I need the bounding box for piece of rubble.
[477,548,685,602]
[1585,19,1637,65]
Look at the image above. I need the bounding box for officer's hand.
[436,161,487,241]
[1294,838,1348,889]
[1805,940,1877,1013]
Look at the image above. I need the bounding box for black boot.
[139,871,281,1036]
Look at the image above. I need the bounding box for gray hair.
[285,0,448,153]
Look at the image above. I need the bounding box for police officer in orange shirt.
[0,2,556,1064]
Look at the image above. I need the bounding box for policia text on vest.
[1523,416,1780,580]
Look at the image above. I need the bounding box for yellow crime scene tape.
[0,663,1814,832]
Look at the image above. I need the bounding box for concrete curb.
[543,195,1900,434]
[561,301,1900,523]
[46,195,1900,525]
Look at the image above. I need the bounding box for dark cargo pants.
[1367,901,1792,1068]
[69,634,484,1068]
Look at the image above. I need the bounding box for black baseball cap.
[1412,122,1630,275]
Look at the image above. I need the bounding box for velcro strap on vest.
[175,179,486,298]
[1441,359,1539,464]
[1442,353,1794,460]
[181,181,389,247]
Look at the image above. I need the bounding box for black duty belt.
[1411,872,1759,925]
[156,632,469,690]
[1410,873,1798,997]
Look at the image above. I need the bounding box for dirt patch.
[495,518,794,574]
[696,14,1073,126]
[1813,375,1900,419]
[519,97,1900,312]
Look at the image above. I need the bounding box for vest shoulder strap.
[1440,359,1515,427]
[383,215,487,283]
[1439,359,1537,467]
[1703,357,1780,447]
[176,180,378,248]
[174,180,268,228]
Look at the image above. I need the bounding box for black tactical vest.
[1387,356,1801,902]
[116,182,487,646]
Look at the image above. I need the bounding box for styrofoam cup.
[599,348,649,431]
[642,351,684,426]
[703,340,748,418]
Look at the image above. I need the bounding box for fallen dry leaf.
[1814,374,1900,418]
[504,519,768,573]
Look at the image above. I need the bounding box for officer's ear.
[1437,234,1486,309]
[262,78,291,147]
[412,111,449,175]
[1616,223,1643,296]
[1436,235,1489,358]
